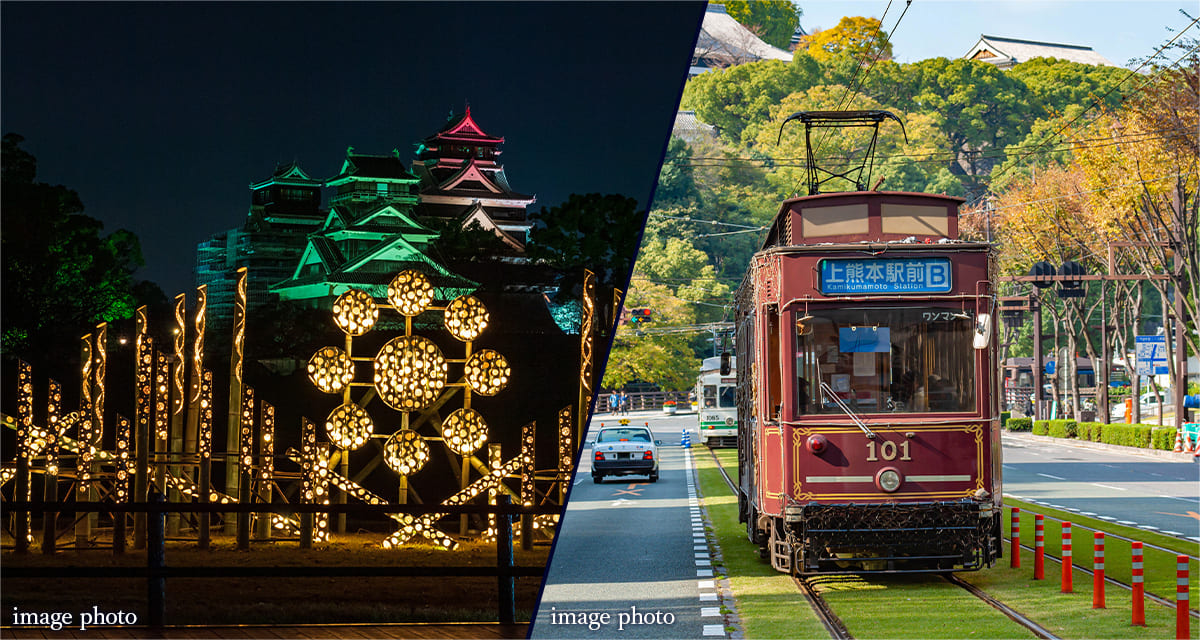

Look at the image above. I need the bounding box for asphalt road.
[1001,433,1200,542]
[530,412,724,639]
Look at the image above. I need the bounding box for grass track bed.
[701,446,1194,639]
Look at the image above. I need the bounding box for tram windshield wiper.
[819,381,877,439]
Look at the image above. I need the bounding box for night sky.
[2,2,707,297]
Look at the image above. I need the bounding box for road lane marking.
[701,607,721,617]
[700,593,718,601]
[1037,473,1065,480]
[703,624,725,636]
[1091,483,1128,491]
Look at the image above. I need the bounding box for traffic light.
[630,308,652,324]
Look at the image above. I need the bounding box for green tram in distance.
[697,355,737,447]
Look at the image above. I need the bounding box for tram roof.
[762,190,967,250]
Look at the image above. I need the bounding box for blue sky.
[797,1,1196,68]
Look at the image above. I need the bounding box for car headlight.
[875,468,902,493]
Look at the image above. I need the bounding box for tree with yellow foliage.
[802,16,892,64]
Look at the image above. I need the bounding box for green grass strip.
[1001,498,1199,608]
[956,545,1185,639]
[695,448,829,639]
[702,448,1197,639]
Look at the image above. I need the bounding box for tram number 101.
[866,439,912,462]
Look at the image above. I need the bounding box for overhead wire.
[989,15,1200,185]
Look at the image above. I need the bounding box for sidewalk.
[1002,429,1198,461]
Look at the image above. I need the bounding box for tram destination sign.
[819,257,952,295]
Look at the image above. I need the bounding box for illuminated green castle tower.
[271,149,475,305]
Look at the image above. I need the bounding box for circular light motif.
[384,430,430,475]
[444,295,489,342]
[373,336,448,411]
[440,408,488,455]
[463,349,511,396]
[332,289,378,336]
[307,346,355,393]
[387,270,435,316]
[325,402,374,449]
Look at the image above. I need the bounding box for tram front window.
[795,308,975,415]
[718,385,735,408]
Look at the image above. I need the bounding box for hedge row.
[1006,417,1177,451]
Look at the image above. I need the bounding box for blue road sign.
[1135,335,1168,376]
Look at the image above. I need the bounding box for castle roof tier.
[327,150,421,213]
[412,107,535,251]
[271,197,476,305]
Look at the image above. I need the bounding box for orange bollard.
[1093,532,1106,608]
[1061,522,1073,593]
[1034,514,1045,580]
[1010,507,1020,568]
[1178,555,1191,640]
[1131,542,1145,626]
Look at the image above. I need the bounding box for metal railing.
[3,494,554,628]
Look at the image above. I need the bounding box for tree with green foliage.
[652,137,702,208]
[802,16,892,63]
[2,133,160,372]
[711,0,800,50]
[682,56,822,144]
[603,236,730,391]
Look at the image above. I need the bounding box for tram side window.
[794,308,975,415]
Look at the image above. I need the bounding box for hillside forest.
[603,22,1198,409]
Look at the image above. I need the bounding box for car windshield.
[597,428,652,443]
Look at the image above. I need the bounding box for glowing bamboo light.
[383,430,430,475]
[45,380,62,477]
[307,346,354,393]
[172,294,186,418]
[240,386,256,468]
[300,418,330,542]
[332,288,378,336]
[444,295,489,342]
[558,405,573,503]
[114,415,132,502]
[155,351,169,442]
[463,349,511,396]
[578,269,595,446]
[440,408,488,455]
[91,323,105,448]
[373,335,447,411]
[15,361,34,549]
[257,401,275,540]
[17,361,33,462]
[198,371,213,459]
[260,402,275,483]
[521,422,536,507]
[387,270,435,316]
[133,325,152,526]
[78,334,93,490]
[228,267,247,535]
[42,379,63,553]
[325,402,374,449]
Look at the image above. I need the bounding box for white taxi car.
[591,424,660,483]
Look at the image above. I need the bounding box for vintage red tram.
[734,113,1002,575]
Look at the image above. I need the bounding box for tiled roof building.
[964,34,1114,69]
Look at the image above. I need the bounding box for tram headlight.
[875,467,902,493]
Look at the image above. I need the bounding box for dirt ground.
[2,531,550,626]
